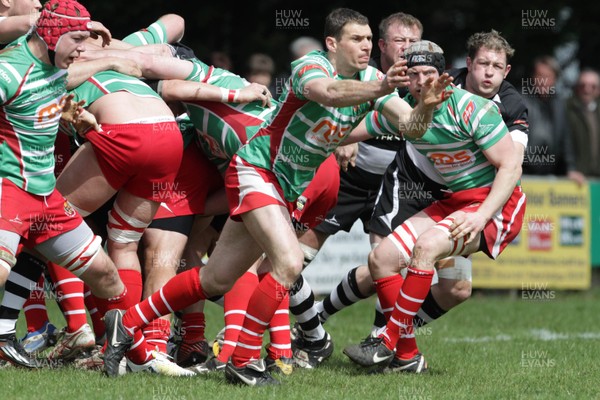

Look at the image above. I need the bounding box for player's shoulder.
[360,65,385,82]
[496,80,527,111]
[291,50,333,77]
[0,41,30,83]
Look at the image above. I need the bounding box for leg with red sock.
[103,266,206,376]
[343,266,434,368]
[20,275,57,354]
[225,273,288,386]
[172,310,208,367]
[266,294,294,375]
[46,262,95,360]
[189,271,259,374]
[83,284,105,345]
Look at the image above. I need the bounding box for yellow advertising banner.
[472,178,591,289]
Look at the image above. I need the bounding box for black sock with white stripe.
[316,267,369,323]
[289,275,326,342]
[371,298,386,334]
[413,289,447,328]
[0,253,46,339]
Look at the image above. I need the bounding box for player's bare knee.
[355,264,372,282]
[451,281,472,303]
[368,247,391,278]
[412,234,444,267]
[201,267,232,296]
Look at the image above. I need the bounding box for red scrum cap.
[36,0,92,51]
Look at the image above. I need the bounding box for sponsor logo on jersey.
[427,149,475,173]
[462,100,476,125]
[0,68,11,84]
[35,95,66,129]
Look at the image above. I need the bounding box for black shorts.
[148,215,195,236]
[369,147,448,237]
[314,165,383,235]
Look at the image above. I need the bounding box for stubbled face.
[379,23,421,68]
[466,46,510,98]
[575,71,600,105]
[329,22,373,77]
[407,64,439,100]
[54,31,89,69]
[8,0,41,16]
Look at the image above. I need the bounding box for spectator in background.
[522,55,585,185]
[245,53,276,94]
[210,50,234,71]
[271,37,324,98]
[290,36,323,59]
[566,68,600,177]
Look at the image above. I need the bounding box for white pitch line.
[444,329,600,343]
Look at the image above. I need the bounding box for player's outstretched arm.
[160,80,271,107]
[381,73,453,139]
[76,48,194,81]
[0,14,39,44]
[66,58,142,89]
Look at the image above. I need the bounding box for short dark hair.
[467,29,515,62]
[324,8,369,40]
[378,12,423,41]
[533,55,560,78]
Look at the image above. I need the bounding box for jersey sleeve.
[185,59,208,82]
[290,54,333,101]
[373,92,399,113]
[122,20,168,45]
[465,97,509,151]
[364,110,397,137]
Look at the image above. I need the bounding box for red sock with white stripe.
[181,312,206,342]
[47,262,87,333]
[267,294,292,360]
[92,269,151,364]
[217,271,259,363]
[373,274,404,321]
[121,266,206,334]
[143,317,171,353]
[24,276,48,333]
[83,285,105,339]
[231,273,287,367]
[382,267,434,357]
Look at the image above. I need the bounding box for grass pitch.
[3,288,599,400]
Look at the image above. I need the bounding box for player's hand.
[419,72,453,107]
[334,143,358,172]
[88,20,112,47]
[449,211,487,245]
[73,109,101,136]
[60,94,86,123]
[61,94,100,136]
[239,83,272,107]
[384,59,409,89]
